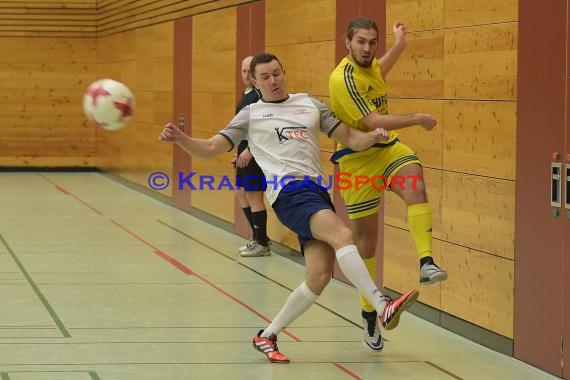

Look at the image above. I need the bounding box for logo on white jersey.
[294,108,310,115]
[275,126,309,144]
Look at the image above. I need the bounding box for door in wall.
[515,0,569,377]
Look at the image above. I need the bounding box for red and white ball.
[83,79,135,130]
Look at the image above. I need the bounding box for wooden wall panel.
[96,0,253,36]
[444,23,517,100]
[0,133,95,164]
[264,42,335,97]
[137,57,175,92]
[386,0,518,338]
[0,63,94,89]
[384,168,443,238]
[192,186,236,221]
[384,226,443,308]
[387,99,444,169]
[96,22,174,196]
[190,93,237,138]
[386,30,444,98]
[443,100,516,179]
[136,26,175,59]
[442,171,515,259]
[445,0,517,27]
[387,0,444,31]
[265,0,335,97]
[0,38,96,167]
[265,0,335,45]
[191,8,236,222]
[192,53,237,95]
[192,156,237,221]
[440,241,514,338]
[193,11,236,53]
[0,0,96,37]
[0,37,95,62]
[96,29,137,62]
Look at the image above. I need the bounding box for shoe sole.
[239,241,272,253]
[383,289,419,331]
[252,342,289,363]
[240,252,271,257]
[268,358,289,363]
[420,271,448,285]
[362,339,384,352]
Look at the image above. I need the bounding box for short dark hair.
[250,53,283,78]
[346,17,378,40]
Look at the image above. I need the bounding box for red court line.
[154,249,194,275]
[109,220,194,276]
[425,361,463,380]
[333,363,363,380]
[110,219,300,342]
[40,174,103,216]
[42,175,369,375]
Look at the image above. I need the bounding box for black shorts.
[236,142,266,191]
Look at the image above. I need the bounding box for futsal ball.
[83,79,135,130]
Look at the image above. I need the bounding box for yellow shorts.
[337,141,420,219]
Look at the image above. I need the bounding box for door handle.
[566,164,570,209]
[551,162,562,207]
[178,113,185,132]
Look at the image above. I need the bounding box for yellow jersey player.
[329,17,447,352]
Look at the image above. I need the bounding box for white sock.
[261,281,318,337]
[336,245,387,315]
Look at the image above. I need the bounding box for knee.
[306,270,332,294]
[412,177,426,195]
[335,225,354,246]
[246,191,264,206]
[408,179,427,203]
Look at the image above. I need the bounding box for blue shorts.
[272,181,335,252]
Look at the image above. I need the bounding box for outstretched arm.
[363,111,437,132]
[379,22,407,77]
[158,122,231,159]
[330,123,389,151]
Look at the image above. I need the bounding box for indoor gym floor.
[0,172,558,380]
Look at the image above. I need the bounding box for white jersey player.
[158,53,419,364]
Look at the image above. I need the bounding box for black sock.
[362,310,377,318]
[362,310,377,334]
[242,207,255,239]
[252,210,268,246]
[420,256,435,268]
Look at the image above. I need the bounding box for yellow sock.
[359,256,377,312]
[408,203,432,260]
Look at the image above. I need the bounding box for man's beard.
[350,47,374,68]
